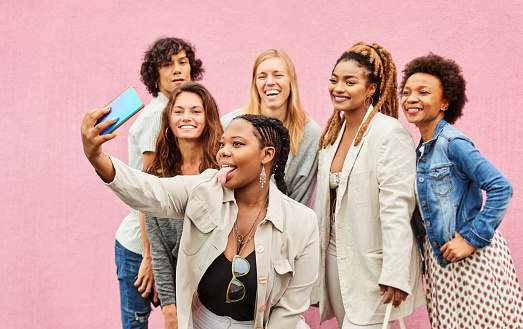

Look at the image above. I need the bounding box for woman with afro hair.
[401,53,523,328]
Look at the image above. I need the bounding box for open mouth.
[217,164,237,184]
[265,90,280,98]
[179,125,196,129]
[406,107,423,114]
[333,95,349,102]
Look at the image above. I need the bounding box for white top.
[115,92,169,254]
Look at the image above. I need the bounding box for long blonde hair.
[244,49,307,155]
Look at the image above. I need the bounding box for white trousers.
[191,295,255,329]
[326,234,393,329]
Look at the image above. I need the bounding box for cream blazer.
[106,157,319,329]
[315,111,425,325]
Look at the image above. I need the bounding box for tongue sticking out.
[217,166,236,184]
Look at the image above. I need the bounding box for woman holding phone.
[221,49,321,206]
[139,82,223,328]
[81,111,319,328]
[115,37,203,329]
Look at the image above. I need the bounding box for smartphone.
[96,87,144,135]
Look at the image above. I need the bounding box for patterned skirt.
[423,231,523,329]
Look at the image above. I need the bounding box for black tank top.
[197,251,257,321]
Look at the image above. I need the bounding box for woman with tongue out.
[315,42,425,329]
[400,54,523,328]
[221,49,321,207]
[81,111,319,328]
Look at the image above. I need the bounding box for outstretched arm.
[81,107,118,183]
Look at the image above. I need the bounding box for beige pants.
[326,229,393,329]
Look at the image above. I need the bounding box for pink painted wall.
[1,1,522,328]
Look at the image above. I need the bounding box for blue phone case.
[96,87,144,135]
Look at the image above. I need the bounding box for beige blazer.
[106,157,319,329]
[315,111,425,325]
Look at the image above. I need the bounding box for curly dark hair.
[399,53,467,124]
[143,82,222,177]
[140,37,204,97]
[233,114,290,194]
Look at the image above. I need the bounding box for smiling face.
[216,119,274,190]
[255,58,291,114]
[169,92,206,141]
[328,60,376,115]
[157,50,191,97]
[401,72,449,130]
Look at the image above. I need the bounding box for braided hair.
[232,114,290,194]
[319,42,398,148]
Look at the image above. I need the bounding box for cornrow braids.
[319,42,399,149]
[233,114,290,194]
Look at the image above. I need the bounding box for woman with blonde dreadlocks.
[315,42,425,328]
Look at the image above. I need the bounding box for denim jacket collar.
[416,119,449,157]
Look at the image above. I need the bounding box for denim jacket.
[414,119,512,267]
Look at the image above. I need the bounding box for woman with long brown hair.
[139,82,223,328]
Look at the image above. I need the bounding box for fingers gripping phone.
[96,87,144,135]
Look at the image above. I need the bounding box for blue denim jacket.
[414,119,512,267]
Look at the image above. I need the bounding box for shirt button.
[256,245,264,253]
[224,318,231,326]
[426,221,431,227]
[421,158,426,162]
[419,177,425,183]
[259,305,267,312]
[421,201,426,206]
[443,260,449,264]
[434,172,439,178]
[432,241,438,247]
[259,276,267,284]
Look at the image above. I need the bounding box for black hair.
[233,114,290,194]
[400,53,467,124]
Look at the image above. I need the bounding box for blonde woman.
[221,49,321,206]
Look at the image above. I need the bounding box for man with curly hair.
[114,37,204,329]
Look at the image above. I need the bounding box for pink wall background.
[2,1,522,328]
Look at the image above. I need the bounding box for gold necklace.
[234,195,269,254]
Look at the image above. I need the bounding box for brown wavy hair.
[144,82,222,177]
[319,42,398,148]
[140,37,204,97]
[244,49,308,155]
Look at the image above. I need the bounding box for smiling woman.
[400,53,523,329]
[316,42,425,329]
[139,82,223,328]
[220,49,321,207]
[80,110,319,329]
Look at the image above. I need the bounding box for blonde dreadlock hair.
[319,42,398,148]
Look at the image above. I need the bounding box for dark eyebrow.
[331,73,359,79]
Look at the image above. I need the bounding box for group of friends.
[80,37,523,329]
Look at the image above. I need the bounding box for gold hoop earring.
[165,127,174,142]
[364,95,373,109]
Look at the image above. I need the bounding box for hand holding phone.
[96,87,144,135]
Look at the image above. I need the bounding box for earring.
[155,81,158,89]
[364,95,373,109]
[260,166,267,188]
[165,127,173,142]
